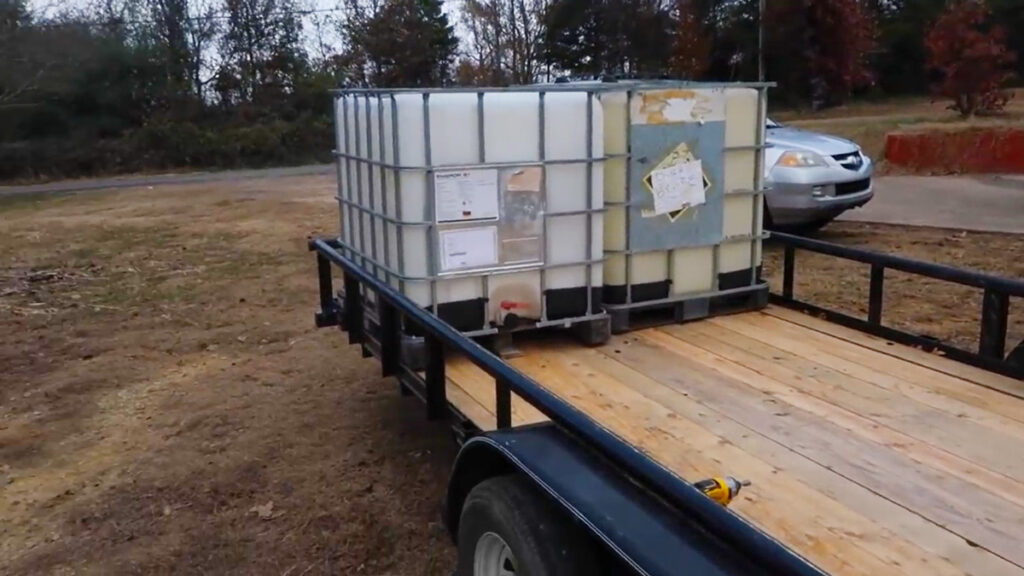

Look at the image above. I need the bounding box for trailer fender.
[444,424,770,576]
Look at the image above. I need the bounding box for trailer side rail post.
[343,271,364,345]
[495,380,512,429]
[425,334,447,420]
[782,244,795,300]
[980,288,1010,361]
[770,231,1024,380]
[312,245,341,328]
[868,264,884,326]
[379,299,400,377]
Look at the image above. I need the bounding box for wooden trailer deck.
[444,306,1024,576]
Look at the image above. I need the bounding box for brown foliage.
[925,0,1017,117]
[767,0,878,106]
[668,0,710,79]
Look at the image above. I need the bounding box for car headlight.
[776,150,828,168]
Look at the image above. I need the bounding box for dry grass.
[772,89,1024,164]
[1,176,1021,575]
[0,177,456,576]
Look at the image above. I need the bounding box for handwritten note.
[649,159,706,216]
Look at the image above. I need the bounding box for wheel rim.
[473,532,517,576]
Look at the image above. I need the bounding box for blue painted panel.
[629,120,726,252]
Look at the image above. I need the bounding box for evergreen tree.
[345,0,458,87]
[217,0,305,106]
[541,0,672,79]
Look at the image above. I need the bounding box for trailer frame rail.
[309,236,825,576]
[770,231,1024,380]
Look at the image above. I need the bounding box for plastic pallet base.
[341,291,612,368]
[398,316,613,371]
[606,285,769,335]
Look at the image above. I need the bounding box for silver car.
[763,119,874,229]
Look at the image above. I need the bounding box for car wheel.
[762,198,775,230]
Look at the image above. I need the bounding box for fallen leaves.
[249,500,276,520]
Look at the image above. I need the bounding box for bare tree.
[458,0,547,85]
[0,0,35,105]
[217,0,305,104]
[184,0,219,99]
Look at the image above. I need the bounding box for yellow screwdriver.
[693,476,751,506]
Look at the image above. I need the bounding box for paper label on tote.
[434,169,499,223]
[440,226,499,271]
[649,159,706,215]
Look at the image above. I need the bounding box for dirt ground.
[0,176,456,575]
[1,176,1021,575]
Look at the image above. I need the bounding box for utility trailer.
[309,232,1024,576]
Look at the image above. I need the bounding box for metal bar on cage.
[364,96,380,283]
[331,152,627,171]
[377,94,391,286]
[422,93,438,314]
[585,91,595,315]
[538,91,548,322]
[750,86,767,286]
[477,91,489,331]
[624,90,634,305]
[390,95,406,296]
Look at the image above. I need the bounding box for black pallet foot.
[400,334,426,372]
[608,285,768,335]
[609,298,708,334]
[572,316,612,346]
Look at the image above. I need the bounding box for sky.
[26,0,465,92]
[27,0,463,57]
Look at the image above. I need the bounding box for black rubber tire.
[762,198,775,230]
[454,475,597,576]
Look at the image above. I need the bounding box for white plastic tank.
[334,89,604,334]
[599,84,765,307]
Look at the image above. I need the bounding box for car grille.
[835,178,871,196]
[832,152,864,170]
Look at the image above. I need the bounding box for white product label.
[650,159,706,215]
[440,226,499,271]
[434,169,499,223]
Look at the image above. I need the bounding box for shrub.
[926,0,1017,117]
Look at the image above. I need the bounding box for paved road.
[5,165,1023,235]
[840,175,1024,234]
[0,164,334,198]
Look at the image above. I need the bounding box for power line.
[20,7,347,29]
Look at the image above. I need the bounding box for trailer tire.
[455,475,596,576]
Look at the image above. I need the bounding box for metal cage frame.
[332,81,775,336]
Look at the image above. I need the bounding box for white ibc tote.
[333,87,605,335]
[595,82,769,331]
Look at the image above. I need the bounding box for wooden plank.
[764,305,1024,399]
[604,331,1024,569]
[654,325,1024,511]
[558,343,1022,576]
[446,379,498,431]
[445,355,547,427]
[692,318,1024,440]
[516,344,967,576]
[683,319,1024,483]
[712,312,1024,426]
